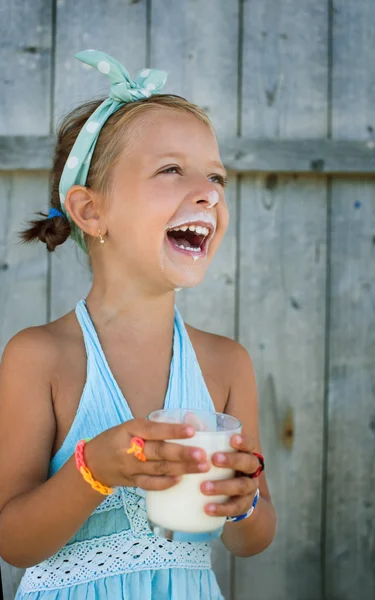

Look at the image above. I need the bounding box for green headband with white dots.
[58,49,168,253]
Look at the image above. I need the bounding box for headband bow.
[58,49,168,253]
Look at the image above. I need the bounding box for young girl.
[0,50,277,599]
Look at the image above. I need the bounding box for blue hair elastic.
[48,207,65,219]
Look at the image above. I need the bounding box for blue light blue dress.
[15,299,225,599]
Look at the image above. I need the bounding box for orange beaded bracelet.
[75,438,113,496]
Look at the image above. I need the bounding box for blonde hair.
[19,94,215,253]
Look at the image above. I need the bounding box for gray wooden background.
[1,1,374,599]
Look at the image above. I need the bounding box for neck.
[84,284,176,339]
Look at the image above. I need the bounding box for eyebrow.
[154,152,228,177]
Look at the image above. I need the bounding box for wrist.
[222,495,277,557]
[75,438,114,495]
[226,488,260,523]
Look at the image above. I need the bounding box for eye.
[160,166,181,175]
[210,174,228,188]
[160,166,228,188]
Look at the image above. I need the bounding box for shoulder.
[1,325,58,370]
[185,323,256,404]
[0,309,76,382]
[186,323,253,370]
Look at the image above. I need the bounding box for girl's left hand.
[200,434,261,518]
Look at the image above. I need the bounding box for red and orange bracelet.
[74,438,113,496]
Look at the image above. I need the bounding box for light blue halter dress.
[15,299,225,600]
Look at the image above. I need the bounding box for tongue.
[171,235,192,248]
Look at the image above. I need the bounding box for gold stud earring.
[98,229,105,245]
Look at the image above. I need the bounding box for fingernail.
[192,450,202,460]
[185,427,194,436]
[233,435,242,445]
[198,462,210,472]
[207,504,216,513]
[204,482,214,492]
[216,453,226,463]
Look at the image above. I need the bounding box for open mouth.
[166,222,214,257]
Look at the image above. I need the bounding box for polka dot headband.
[58,49,168,253]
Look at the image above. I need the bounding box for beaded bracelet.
[226,488,260,523]
[75,438,114,496]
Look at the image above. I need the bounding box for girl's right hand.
[83,419,211,491]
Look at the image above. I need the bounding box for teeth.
[170,225,210,235]
[175,243,200,252]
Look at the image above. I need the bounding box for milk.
[146,431,236,533]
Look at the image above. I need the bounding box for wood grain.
[0,0,52,597]
[325,1,375,597]
[235,1,328,598]
[4,135,375,174]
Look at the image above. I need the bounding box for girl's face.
[103,109,229,292]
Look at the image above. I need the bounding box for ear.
[63,185,107,237]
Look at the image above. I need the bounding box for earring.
[98,229,105,245]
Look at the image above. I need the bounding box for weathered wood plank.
[0,173,50,597]
[326,2,375,597]
[3,135,375,174]
[151,1,239,596]
[235,1,328,599]
[0,2,52,598]
[0,1,52,136]
[236,176,327,600]
[326,187,375,600]
[0,172,49,354]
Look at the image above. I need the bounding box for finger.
[128,419,195,441]
[134,459,211,477]
[200,476,256,497]
[144,440,207,463]
[134,474,182,491]
[212,451,260,476]
[229,433,256,452]
[205,495,252,517]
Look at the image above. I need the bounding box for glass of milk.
[145,408,242,541]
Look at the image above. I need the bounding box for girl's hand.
[84,419,211,491]
[200,434,261,518]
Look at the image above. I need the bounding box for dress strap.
[169,307,215,412]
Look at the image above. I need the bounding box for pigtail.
[19,209,71,253]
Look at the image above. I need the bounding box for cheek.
[108,205,169,261]
[217,200,230,236]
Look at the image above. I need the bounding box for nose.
[192,188,220,209]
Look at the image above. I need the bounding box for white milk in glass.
[146,410,242,534]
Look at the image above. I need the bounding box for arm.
[220,341,277,557]
[0,329,103,568]
[0,329,210,568]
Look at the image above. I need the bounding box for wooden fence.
[0,1,374,599]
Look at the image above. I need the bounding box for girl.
[0,50,277,599]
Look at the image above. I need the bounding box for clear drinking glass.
[146,408,242,541]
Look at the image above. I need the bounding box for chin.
[165,266,207,291]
